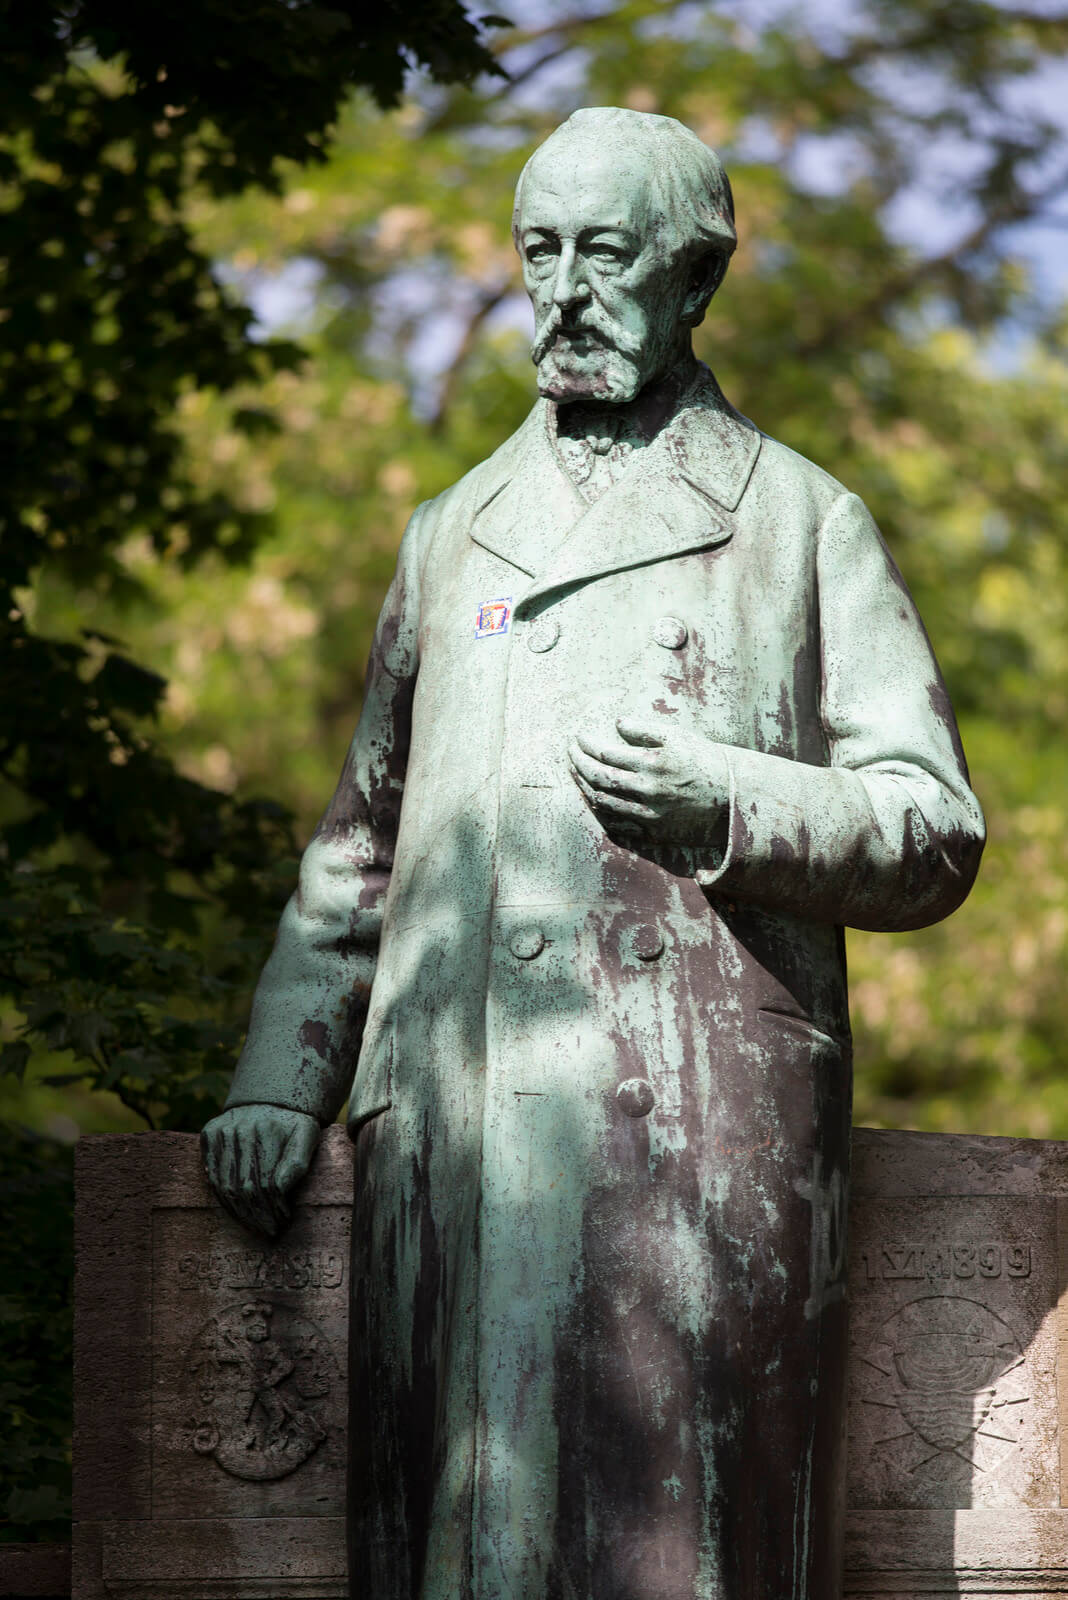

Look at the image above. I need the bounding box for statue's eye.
[587,243,629,266]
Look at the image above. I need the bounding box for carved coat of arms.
[856,1295,1029,1491]
[181,1300,339,1481]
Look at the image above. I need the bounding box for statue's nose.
[552,245,591,312]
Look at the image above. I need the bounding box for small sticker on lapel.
[475,597,512,639]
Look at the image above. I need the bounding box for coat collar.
[468,367,761,604]
[657,367,763,513]
[468,403,587,579]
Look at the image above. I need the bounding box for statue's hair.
[511,107,737,272]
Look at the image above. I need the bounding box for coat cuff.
[693,746,738,889]
[220,1095,326,1126]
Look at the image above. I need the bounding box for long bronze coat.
[227,372,984,1600]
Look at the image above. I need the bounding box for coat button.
[632,924,664,961]
[509,926,545,960]
[652,615,688,650]
[527,616,560,653]
[617,1078,655,1117]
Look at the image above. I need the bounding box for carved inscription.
[847,1179,1061,1514]
[860,1242,1031,1281]
[179,1300,340,1482]
[177,1248,345,1292]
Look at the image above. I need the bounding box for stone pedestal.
[73,1129,351,1599]
[72,1126,1068,1597]
[846,1128,1068,1596]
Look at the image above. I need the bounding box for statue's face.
[516,143,689,404]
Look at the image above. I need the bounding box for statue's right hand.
[200,1105,321,1239]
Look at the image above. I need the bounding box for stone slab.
[72,1128,351,1600]
[72,1125,1068,1597]
[846,1128,1068,1596]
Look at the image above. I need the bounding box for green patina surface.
[203,108,983,1600]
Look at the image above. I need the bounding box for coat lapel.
[469,404,588,580]
[663,370,764,514]
[467,371,763,604]
[519,374,762,609]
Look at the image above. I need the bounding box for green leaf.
[92,654,168,720]
[0,1042,32,1081]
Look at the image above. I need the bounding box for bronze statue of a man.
[203,107,984,1599]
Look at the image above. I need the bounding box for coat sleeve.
[698,490,985,931]
[223,502,427,1122]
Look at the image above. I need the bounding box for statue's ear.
[682,249,728,327]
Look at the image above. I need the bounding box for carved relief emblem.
[857,1295,1029,1485]
[180,1300,339,1481]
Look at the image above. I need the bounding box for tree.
[0,0,505,1543]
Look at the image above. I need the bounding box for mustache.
[531,305,644,365]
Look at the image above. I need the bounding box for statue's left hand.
[201,1104,321,1238]
[568,717,730,847]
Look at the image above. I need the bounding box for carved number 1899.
[859,1242,1032,1281]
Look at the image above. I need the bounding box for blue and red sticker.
[475,596,513,639]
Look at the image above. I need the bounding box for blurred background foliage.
[4,0,1068,1544]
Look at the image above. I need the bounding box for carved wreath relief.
[180,1300,339,1481]
[855,1294,1030,1487]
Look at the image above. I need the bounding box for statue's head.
[512,107,736,405]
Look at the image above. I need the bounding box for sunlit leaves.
[0,4,503,1540]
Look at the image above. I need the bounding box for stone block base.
[845,1129,1068,1598]
[73,1130,351,1600]
[72,1126,1068,1597]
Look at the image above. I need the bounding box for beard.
[531,307,648,404]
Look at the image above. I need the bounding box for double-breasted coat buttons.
[526,616,560,653]
[652,615,688,650]
[616,1078,656,1117]
[632,924,665,961]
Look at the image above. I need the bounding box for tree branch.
[493,41,577,95]
[795,167,1068,359]
[827,10,1068,75]
[423,9,616,133]
[95,1043,157,1130]
[111,1077,157,1131]
[489,7,619,56]
[428,282,513,433]
[422,40,577,132]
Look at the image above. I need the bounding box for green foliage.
[0,1127,74,1544]
[0,0,504,1542]
[0,0,506,1135]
